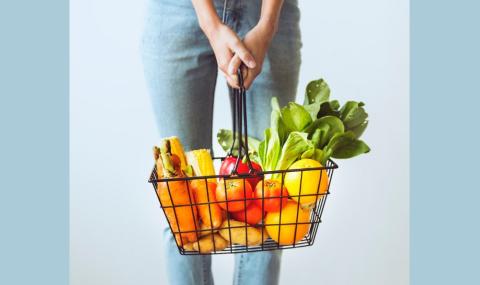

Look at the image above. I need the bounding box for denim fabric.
[142,0,301,284]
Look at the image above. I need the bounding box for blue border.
[0,1,69,284]
[411,0,480,284]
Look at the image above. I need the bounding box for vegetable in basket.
[217,79,370,207]
[215,178,254,212]
[186,149,224,230]
[230,202,264,225]
[219,156,262,188]
[217,78,371,171]
[254,179,289,212]
[154,137,200,245]
[218,219,268,246]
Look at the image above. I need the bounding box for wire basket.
[148,70,338,255]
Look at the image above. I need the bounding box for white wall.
[70,0,409,284]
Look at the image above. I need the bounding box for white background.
[70,0,409,284]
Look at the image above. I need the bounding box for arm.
[191,0,256,83]
[228,0,285,88]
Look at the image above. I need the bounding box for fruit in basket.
[265,200,311,245]
[254,179,289,212]
[190,180,224,229]
[284,159,329,207]
[218,219,268,246]
[215,178,253,212]
[219,156,263,188]
[154,138,200,245]
[231,202,264,225]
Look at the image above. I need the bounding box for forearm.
[258,0,285,35]
[191,0,221,37]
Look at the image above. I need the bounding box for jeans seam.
[235,254,244,285]
[202,256,208,285]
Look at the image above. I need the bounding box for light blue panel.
[411,0,480,284]
[0,1,69,284]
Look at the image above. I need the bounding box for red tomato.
[219,156,262,188]
[215,178,253,212]
[231,203,264,225]
[254,179,289,212]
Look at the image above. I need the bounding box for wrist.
[199,15,222,38]
[256,19,278,39]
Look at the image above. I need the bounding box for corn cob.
[185,149,216,183]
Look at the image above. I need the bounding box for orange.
[264,201,311,245]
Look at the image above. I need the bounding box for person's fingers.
[227,54,242,76]
[242,67,258,89]
[230,39,256,69]
[220,69,240,88]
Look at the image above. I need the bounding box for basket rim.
[148,159,338,183]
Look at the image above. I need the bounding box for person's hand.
[203,23,257,87]
[227,23,276,89]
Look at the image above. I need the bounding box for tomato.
[215,178,253,212]
[264,200,311,245]
[219,156,262,188]
[254,179,289,212]
[230,202,264,225]
[284,159,329,207]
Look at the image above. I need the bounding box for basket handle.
[226,69,257,175]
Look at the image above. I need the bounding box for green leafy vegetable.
[272,132,314,179]
[271,97,288,144]
[217,129,261,157]
[260,128,281,172]
[340,101,369,134]
[317,100,341,118]
[324,131,370,159]
[304,79,330,105]
[281,102,312,133]
[303,102,322,121]
[217,78,371,172]
[304,116,345,148]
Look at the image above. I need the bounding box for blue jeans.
[141,0,301,284]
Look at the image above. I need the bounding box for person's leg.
[232,1,302,284]
[141,0,218,150]
[141,0,219,284]
[162,227,213,285]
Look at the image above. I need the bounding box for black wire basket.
[148,71,338,255]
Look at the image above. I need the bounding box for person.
[141,0,301,284]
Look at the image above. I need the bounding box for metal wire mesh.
[148,158,337,255]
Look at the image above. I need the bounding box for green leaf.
[310,128,323,148]
[261,128,281,171]
[275,132,314,173]
[349,120,368,138]
[304,116,345,148]
[217,129,261,156]
[303,102,322,121]
[324,131,370,159]
[312,148,329,165]
[271,98,288,144]
[304,79,330,105]
[281,102,312,133]
[317,100,341,118]
[340,101,368,131]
